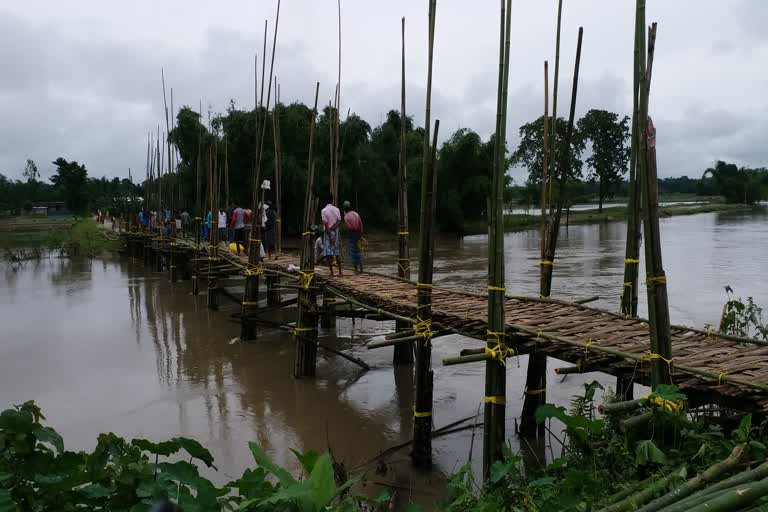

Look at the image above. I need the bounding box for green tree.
[577,109,630,211]
[511,116,585,186]
[702,161,768,204]
[50,158,89,215]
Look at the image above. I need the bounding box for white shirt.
[217,211,227,228]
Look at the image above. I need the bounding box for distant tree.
[577,110,630,211]
[511,116,585,186]
[702,161,768,204]
[23,159,39,182]
[50,158,89,215]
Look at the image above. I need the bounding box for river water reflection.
[0,209,765,508]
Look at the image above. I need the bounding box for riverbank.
[461,201,760,235]
[0,216,121,255]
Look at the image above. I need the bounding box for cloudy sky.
[1,1,767,184]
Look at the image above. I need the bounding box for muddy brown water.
[1,209,766,509]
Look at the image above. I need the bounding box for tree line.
[2,104,765,228]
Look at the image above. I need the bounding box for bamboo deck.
[129,232,768,413]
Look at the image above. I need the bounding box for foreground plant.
[0,401,391,511]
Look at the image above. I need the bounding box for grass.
[0,216,121,255]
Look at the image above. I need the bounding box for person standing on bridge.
[342,200,364,274]
[321,194,343,276]
[217,207,227,244]
[232,203,246,254]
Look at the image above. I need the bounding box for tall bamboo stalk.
[637,22,670,388]
[547,0,563,209]
[294,82,321,378]
[394,16,413,365]
[161,69,173,217]
[412,0,438,469]
[484,0,512,477]
[272,77,283,253]
[540,61,549,266]
[521,26,584,437]
[260,20,267,108]
[620,0,645,319]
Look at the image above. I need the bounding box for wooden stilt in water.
[394,16,414,366]
[411,0,438,469]
[320,293,336,328]
[522,22,584,439]
[294,83,321,378]
[266,275,280,305]
[637,23,671,388]
[206,143,220,311]
[483,0,513,478]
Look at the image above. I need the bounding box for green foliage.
[510,115,585,185]
[702,160,768,204]
[0,401,391,511]
[577,109,630,211]
[50,158,90,215]
[715,286,768,341]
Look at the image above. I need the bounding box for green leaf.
[489,460,511,484]
[248,442,296,487]
[131,438,181,457]
[306,454,336,508]
[291,449,321,476]
[635,439,668,466]
[35,426,63,453]
[734,414,753,443]
[0,488,16,512]
[172,437,216,469]
[79,482,114,499]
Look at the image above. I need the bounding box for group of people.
[315,195,365,276]
[200,202,276,256]
[137,207,192,236]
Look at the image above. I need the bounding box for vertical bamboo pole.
[540,61,549,270]
[637,22,670,388]
[412,0,438,469]
[294,83,321,378]
[484,0,512,477]
[259,20,267,108]
[547,0,563,206]
[522,26,584,437]
[207,142,220,310]
[394,16,414,365]
[272,76,283,254]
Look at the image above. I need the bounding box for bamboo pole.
[483,0,512,477]
[272,77,283,254]
[206,142,220,310]
[259,20,267,108]
[540,60,549,265]
[547,0,563,211]
[411,0,438,469]
[294,82,321,378]
[637,22,671,388]
[394,16,413,365]
[620,0,645,319]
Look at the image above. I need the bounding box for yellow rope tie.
[484,396,506,405]
[169,242,178,247]
[540,294,550,299]
[485,331,514,366]
[641,352,675,383]
[414,316,433,344]
[706,325,715,337]
[413,407,432,418]
[709,369,728,385]
[208,257,220,261]
[298,271,314,290]
[417,282,433,289]
[487,285,506,292]
[398,231,410,235]
[526,388,546,396]
[249,238,261,243]
[242,301,258,306]
[584,339,599,356]
[645,275,668,287]
[302,231,313,236]
[324,297,337,302]
[623,281,633,288]
[536,328,543,339]
[276,218,281,222]
[540,260,554,266]
[244,265,264,277]
[194,217,203,221]
[643,393,684,413]
[625,258,640,264]
[397,258,411,273]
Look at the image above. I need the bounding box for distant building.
[30,201,71,217]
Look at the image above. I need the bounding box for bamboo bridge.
[122,233,768,416]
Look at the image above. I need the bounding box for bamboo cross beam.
[366,332,446,350]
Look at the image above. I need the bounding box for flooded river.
[1,208,766,508]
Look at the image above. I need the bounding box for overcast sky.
[2,1,767,184]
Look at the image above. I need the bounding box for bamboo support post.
[394,15,413,366]
[386,329,416,340]
[320,292,337,328]
[293,83,321,378]
[367,332,444,350]
[266,275,280,305]
[598,398,646,415]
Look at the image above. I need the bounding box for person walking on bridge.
[321,194,343,276]
[342,200,364,274]
[231,203,246,254]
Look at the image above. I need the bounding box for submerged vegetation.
[1,218,120,257]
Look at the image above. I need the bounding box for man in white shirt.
[320,194,343,276]
[232,204,246,254]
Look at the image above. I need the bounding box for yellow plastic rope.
[417,282,433,289]
[293,327,316,336]
[584,339,599,356]
[641,352,675,383]
[242,301,258,306]
[526,388,546,396]
[249,238,261,243]
[298,271,314,290]
[414,316,433,343]
[398,231,410,235]
[540,260,553,266]
[645,275,667,287]
[623,281,633,288]
[487,285,506,292]
[397,258,411,273]
[484,396,506,405]
[706,325,715,337]
[710,369,728,384]
[625,258,640,264]
[244,265,264,277]
[643,393,683,413]
[485,331,514,366]
[302,231,313,236]
[413,407,432,418]
[208,257,220,261]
